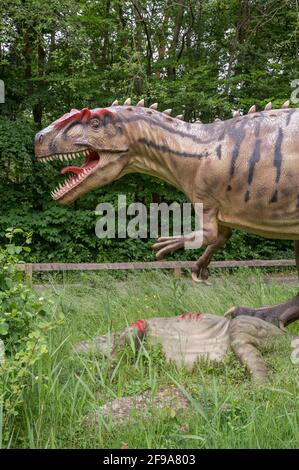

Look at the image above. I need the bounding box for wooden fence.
[17,258,296,283]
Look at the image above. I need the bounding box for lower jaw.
[51,152,127,202]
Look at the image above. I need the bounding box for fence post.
[24,264,33,285]
[174,267,181,279]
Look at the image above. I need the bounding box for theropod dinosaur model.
[35,98,299,283]
[74,294,299,382]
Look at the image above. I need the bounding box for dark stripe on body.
[229,122,247,177]
[216,144,222,160]
[270,190,278,203]
[254,118,261,138]
[137,138,209,159]
[286,109,296,126]
[248,139,261,185]
[244,191,250,203]
[273,128,283,183]
[118,114,226,145]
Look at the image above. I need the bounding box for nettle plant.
[0,228,63,421]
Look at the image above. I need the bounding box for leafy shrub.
[0,228,63,441]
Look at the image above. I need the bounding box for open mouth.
[38,150,100,200]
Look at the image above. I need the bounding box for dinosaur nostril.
[38,134,43,144]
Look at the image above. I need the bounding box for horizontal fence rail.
[17,259,296,283]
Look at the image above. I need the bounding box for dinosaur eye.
[90,118,101,129]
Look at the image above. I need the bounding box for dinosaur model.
[73,293,299,382]
[35,98,299,283]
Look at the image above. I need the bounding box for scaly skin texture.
[35,99,299,281]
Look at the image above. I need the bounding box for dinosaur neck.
[121,113,219,199]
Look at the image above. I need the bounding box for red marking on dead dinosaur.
[130,319,148,334]
[179,312,202,321]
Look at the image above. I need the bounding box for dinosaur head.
[35,107,130,204]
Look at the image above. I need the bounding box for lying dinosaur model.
[35,98,299,283]
[74,294,299,382]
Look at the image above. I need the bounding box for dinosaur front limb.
[153,233,200,259]
[191,226,232,284]
[229,316,284,381]
[153,207,219,279]
[224,293,299,330]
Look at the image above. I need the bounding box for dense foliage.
[0,0,298,262]
[0,229,63,441]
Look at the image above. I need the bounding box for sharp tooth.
[59,156,63,161]
[76,152,81,158]
[64,155,68,161]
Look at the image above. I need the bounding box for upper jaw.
[37,148,101,201]
[36,149,89,162]
[37,147,129,203]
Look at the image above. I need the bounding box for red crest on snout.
[53,107,114,129]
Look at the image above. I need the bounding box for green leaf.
[0,322,9,336]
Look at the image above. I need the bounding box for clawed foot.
[191,265,212,286]
[223,294,299,330]
[152,236,186,259]
[152,236,213,286]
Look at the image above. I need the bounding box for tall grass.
[2,270,299,448]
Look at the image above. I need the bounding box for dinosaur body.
[73,310,288,382]
[35,99,299,280]
[73,293,299,382]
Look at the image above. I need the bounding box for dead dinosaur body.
[35,99,299,282]
[73,294,299,382]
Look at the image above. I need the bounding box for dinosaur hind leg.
[229,316,284,382]
[191,226,232,284]
[224,293,299,330]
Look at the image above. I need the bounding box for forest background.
[1,0,298,263]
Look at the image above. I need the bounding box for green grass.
[3,269,299,448]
